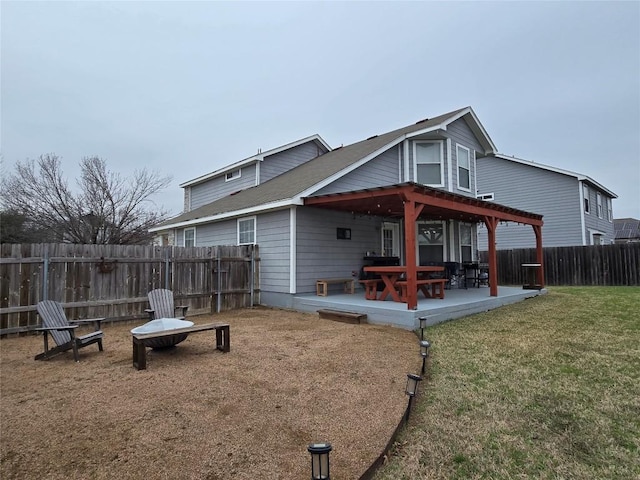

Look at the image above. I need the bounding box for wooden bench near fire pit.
[132,323,230,370]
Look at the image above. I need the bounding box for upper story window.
[583,184,590,214]
[414,141,444,187]
[596,192,603,218]
[238,216,256,245]
[225,169,241,182]
[607,198,612,222]
[184,227,195,247]
[456,144,471,191]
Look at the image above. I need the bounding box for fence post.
[164,248,170,290]
[42,244,49,301]
[250,246,255,307]
[216,251,222,313]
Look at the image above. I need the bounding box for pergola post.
[403,199,419,310]
[483,216,499,297]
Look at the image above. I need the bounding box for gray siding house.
[476,154,617,249]
[151,107,543,310]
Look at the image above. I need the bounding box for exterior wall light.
[308,442,332,479]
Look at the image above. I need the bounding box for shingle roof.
[152,107,483,230]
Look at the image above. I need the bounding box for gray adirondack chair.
[145,289,188,320]
[35,300,104,362]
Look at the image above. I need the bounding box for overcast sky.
[2,1,639,219]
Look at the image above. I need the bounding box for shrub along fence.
[480,243,640,286]
[0,243,260,335]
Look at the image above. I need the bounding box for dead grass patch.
[1,307,418,479]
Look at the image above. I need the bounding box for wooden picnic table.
[362,265,445,302]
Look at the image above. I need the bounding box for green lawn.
[373,287,640,480]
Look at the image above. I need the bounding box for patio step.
[318,309,367,325]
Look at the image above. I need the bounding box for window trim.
[459,223,474,262]
[607,197,613,222]
[583,184,590,214]
[596,192,603,218]
[456,144,471,192]
[225,169,242,182]
[413,141,445,187]
[183,227,196,247]
[237,216,256,245]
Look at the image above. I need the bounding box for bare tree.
[0,154,173,244]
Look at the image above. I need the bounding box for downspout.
[578,181,587,245]
[290,206,297,294]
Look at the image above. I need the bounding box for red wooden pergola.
[305,182,544,310]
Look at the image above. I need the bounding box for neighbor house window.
[184,227,195,247]
[414,141,444,186]
[607,198,612,222]
[460,223,473,262]
[225,169,241,182]
[456,144,471,191]
[597,192,603,218]
[237,216,256,245]
[583,184,590,214]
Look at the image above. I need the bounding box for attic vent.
[367,135,378,140]
[477,193,495,201]
[415,118,429,124]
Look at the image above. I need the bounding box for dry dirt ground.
[0,307,419,479]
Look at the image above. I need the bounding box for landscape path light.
[419,316,427,340]
[420,339,431,374]
[307,442,332,480]
[405,373,423,422]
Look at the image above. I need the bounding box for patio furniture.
[35,300,104,362]
[316,278,355,296]
[145,289,188,320]
[396,278,446,300]
[362,265,445,302]
[132,322,230,370]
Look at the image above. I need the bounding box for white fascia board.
[295,134,416,199]
[494,154,617,198]
[179,134,331,188]
[149,199,296,232]
[404,125,444,140]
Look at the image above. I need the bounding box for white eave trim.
[149,198,298,232]
[179,134,332,188]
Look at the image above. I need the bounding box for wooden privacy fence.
[0,243,260,335]
[480,243,640,286]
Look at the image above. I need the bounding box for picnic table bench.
[396,278,446,301]
[132,322,230,370]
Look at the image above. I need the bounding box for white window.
[459,223,473,262]
[414,142,444,187]
[225,169,241,182]
[597,192,603,218]
[237,216,256,245]
[456,144,471,191]
[477,193,495,201]
[607,198,612,222]
[184,227,195,247]
[583,184,590,214]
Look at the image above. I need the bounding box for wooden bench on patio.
[316,278,355,296]
[132,323,230,370]
[359,279,379,300]
[396,278,446,301]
